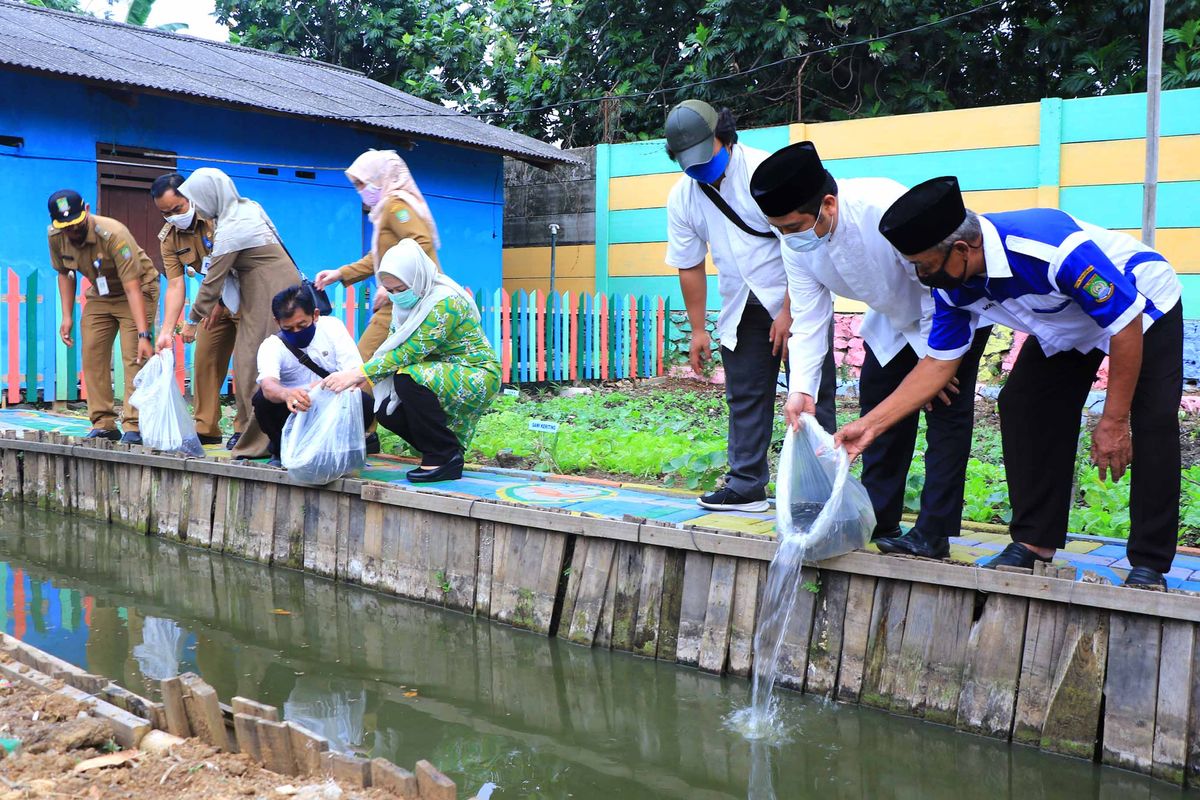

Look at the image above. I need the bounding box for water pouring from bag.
[727,415,875,743]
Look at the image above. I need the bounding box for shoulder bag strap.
[277,333,332,380]
[697,182,775,239]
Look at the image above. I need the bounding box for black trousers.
[720,301,836,496]
[858,326,992,537]
[998,303,1183,572]
[374,374,462,464]
[252,387,375,459]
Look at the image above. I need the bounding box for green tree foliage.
[213,1,1200,145]
[23,0,84,10]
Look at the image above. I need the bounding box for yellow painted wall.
[610,173,679,211]
[1114,228,1200,273]
[1060,135,1200,186]
[790,103,1041,159]
[502,245,596,295]
[607,243,716,277]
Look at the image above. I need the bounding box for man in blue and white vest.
[835,176,1183,588]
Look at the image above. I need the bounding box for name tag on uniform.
[96,275,109,295]
[200,256,211,275]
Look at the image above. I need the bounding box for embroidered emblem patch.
[119,245,132,261]
[55,197,70,214]
[396,209,410,223]
[1082,273,1114,302]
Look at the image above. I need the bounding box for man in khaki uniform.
[151,173,245,448]
[48,189,159,444]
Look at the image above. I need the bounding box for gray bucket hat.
[666,100,719,171]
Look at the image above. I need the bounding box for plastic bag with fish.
[775,414,875,560]
[127,350,205,457]
[281,387,366,485]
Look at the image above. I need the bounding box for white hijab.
[370,239,476,414]
[179,168,280,259]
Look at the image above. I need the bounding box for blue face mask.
[684,146,731,185]
[782,210,833,253]
[279,321,317,349]
[390,288,420,309]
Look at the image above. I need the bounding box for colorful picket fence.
[0,267,373,404]
[476,288,670,384]
[0,269,670,403]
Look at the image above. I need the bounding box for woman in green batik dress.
[322,239,500,482]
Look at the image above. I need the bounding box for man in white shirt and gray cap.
[664,101,836,512]
[749,142,991,558]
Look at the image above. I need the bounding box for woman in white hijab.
[323,240,500,483]
[178,168,298,459]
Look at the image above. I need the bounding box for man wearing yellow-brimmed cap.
[48,189,159,444]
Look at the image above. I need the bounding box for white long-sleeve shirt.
[784,177,941,396]
[665,144,787,351]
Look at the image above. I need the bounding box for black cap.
[749,141,831,217]
[878,176,966,256]
[48,189,86,228]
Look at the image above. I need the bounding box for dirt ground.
[0,677,396,800]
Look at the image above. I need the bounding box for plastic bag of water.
[775,414,875,561]
[281,387,366,485]
[127,350,205,457]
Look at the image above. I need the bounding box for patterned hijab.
[345,150,440,262]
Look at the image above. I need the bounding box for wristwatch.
[137,331,153,341]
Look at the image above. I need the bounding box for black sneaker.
[119,431,142,445]
[365,432,381,455]
[198,434,223,445]
[266,457,284,469]
[84,428,121,441]
[697,487,769,513]
[226,432,241,450]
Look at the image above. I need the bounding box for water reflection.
[0,505,1194,800]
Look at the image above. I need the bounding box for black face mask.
[916,246,968,291]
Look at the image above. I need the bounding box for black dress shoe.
[226,432,241,450]
[986,542,1052,569]
[84,428,121,441]
[198,434,223,445]
[365,433,381,455]
[875,528,949,559]
[871,526,902,543]
[1123,566,1167,589]
[407,455,465,484]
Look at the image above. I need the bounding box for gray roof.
[0,0,579,167]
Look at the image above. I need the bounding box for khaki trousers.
[81,290,157,432]
[192,311,245,438]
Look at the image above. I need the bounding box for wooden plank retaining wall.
[3,431,1200,787]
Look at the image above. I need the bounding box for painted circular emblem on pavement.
[496,483,618,507]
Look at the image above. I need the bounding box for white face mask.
[358,183,382,208]
[781,210,832,253]
[166,205,195,230]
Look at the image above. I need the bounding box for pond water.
[0,504,1193,799]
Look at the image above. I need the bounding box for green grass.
[377,387,1198,543]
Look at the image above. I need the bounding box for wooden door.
[96,143,177,273]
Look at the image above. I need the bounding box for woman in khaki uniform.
[177,168,297,459]
[151,173,245,448]
[313,150,441,360]
[47,189,159,443]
